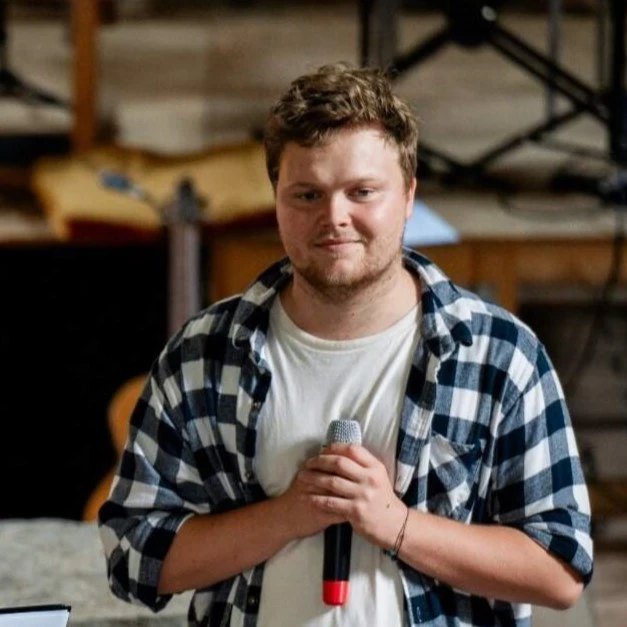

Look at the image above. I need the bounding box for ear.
[405,177,417,220]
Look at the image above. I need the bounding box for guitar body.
[82,375,146,521]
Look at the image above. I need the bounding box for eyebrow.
[283,182,318,190]
[283,177,383,191]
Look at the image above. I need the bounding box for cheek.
[277,210,310,246]
[357,207,403,239]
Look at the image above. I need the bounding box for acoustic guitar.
[82,177,204,521]
[82,374,146,521]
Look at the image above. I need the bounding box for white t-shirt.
[254,297,421,627]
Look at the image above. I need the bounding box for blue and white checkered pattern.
[99,249,593,627]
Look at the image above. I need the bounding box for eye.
[351,187,375,200]
[295,190,321,202]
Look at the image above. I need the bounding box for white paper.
[0,605,70,627]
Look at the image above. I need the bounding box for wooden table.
[208,196,627,315]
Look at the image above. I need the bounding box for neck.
[280,263,420,340]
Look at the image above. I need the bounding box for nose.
[319,193,350,228]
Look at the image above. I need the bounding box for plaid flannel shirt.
[99,249,593,627]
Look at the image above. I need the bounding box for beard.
[292,237,404,302]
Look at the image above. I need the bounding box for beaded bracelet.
[389,505,410,558]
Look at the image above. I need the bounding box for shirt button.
[252,400,262,411]
[247,593,259,609]
[245,471,255,482]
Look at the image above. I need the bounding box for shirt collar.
[230,248,474,358]
[402,248,474,358]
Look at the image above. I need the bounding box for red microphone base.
[323,580,349,605]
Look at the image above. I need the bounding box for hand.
[299,443,407,551]
[273,461,345,541]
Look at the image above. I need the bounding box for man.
[99,63,593,626]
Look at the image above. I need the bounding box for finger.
[294,470,336,495]
[325,443,381,468]
[311,494,352,517]
[298,468,359,497]
[305,453,364,482]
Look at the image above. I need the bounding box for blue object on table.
[403,199,459,247]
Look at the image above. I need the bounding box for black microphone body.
[322,419,362,606]
[323,522,353,603]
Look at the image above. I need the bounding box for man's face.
[275,125,416,299]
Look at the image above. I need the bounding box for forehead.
[277,126,402,184]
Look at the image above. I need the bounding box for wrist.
[392,505,410,557]
[263,493,301,547]
[384,503,410,559]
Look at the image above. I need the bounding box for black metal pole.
[609,0,627,164]
[358,0,372,68]
[0,0,7,71]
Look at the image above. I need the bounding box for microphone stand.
[162,178,203,337]
[98,171,206,338]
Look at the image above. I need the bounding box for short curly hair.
[264,62,419,190]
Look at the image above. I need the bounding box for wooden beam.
[71,0,99,153]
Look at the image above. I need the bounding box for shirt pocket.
[426,433,485,522]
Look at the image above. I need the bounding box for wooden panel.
[474,242,520,313]
[514,240,627,286]
[421,243,475,286]
[210,233,284,302]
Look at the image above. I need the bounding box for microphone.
[322,419,362,606]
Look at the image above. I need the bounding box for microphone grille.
[325,419,362,446]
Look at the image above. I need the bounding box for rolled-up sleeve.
[492,343,594,585]
[98,355,208,611]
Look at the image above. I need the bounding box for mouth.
[315,236,363,248]
[314,240,362,254]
